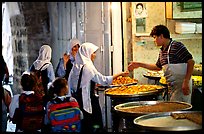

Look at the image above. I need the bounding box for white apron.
[162,41,192,103]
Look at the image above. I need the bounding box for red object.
[48,101,79,118]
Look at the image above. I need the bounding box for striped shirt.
[156,39,193,69]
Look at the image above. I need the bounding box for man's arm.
[182,59,195,95]
[128,61,161,71]
[184,59,195,81]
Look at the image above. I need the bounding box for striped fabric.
[156,40,193,69]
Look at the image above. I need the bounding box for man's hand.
[182,79,190,95]
[128,61,140,71]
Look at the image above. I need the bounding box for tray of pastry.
[143,71,164,80]
[105,84,166,97]
[114,101,192,117]
[97,76,138,88]
[133,111,202,131]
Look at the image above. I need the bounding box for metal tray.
[105,89,163,98]
[98,82,138,89]
[105,85,166,98]
[133,111,202,131]
[114,101,192,117]
[143,74,161,80]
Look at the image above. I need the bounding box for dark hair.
[136,3,144,9]
[76,44,80,48]
[21,73,37,91]
[42,42,49,45]
[49,77,68,96]
[150,24,170,39]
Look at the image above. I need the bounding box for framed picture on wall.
[134,2,148,33]
[179,2,202,12]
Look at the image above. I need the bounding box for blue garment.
[55,58,74,80]
[56,58,66,78]
[46,64,55,83]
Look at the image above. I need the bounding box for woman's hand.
[121,70,129,77]
[63,53,70,63]
[63,53,70,69]
[113,71,129,80]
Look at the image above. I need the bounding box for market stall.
[104,84,166,132]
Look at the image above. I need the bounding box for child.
[9,71,44,132]
[44,77,83,132]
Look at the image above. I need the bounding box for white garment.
[162,41,192,103]
[9,91,34,118]
[33,45,52,70]
[68,42,113,113]
[69,38,81,63]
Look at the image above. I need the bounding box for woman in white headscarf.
[68,42,129,132]
[55,38,81,80]
[30,44,55,93]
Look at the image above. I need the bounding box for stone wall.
[10,2,51,94]
[10,14,28,94]
[19,2,51,67]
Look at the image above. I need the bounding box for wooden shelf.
[171,33,202,40]
[134,33,202,42]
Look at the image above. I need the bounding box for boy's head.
[150,25,170,39]
[51,78,69,96]
[21,71,37,91]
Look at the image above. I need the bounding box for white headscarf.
[69,42,99,113]
[69,38,81,62]
[33,45,52,70]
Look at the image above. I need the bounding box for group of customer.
[7,37,129,132]
[3,24,195,132]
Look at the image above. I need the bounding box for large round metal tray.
[105,85,166,98]
[143,74,161,80]
[133,111,202,131]
[105,89,163,98]
[98,82,138,89]
[114,101,192,117]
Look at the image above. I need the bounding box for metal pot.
[114,101,193,132]
[114,101,192,117]
[133,111,202,131]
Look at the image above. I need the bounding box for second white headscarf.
[70,42,99,113]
